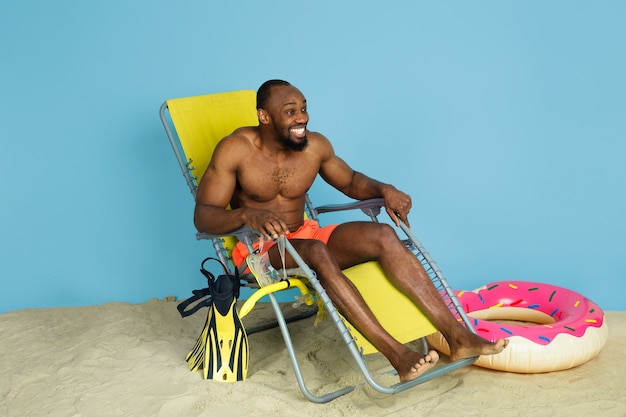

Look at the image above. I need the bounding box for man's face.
[266,85,309,151]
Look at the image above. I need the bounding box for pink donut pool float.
[427,280,608,373]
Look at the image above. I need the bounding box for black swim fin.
[183,259,249,382]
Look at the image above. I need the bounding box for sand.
[1,298,624,417]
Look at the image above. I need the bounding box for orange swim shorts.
[231,220,338,268]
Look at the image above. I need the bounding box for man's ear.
[257,109,270,125]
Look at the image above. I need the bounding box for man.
[194,80,507,382]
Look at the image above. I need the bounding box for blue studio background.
[1,1,624,314]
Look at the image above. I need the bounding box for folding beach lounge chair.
[159,89,478,403]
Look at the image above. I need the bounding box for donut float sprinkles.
[427,280,608,373]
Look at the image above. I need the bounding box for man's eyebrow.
[281,99,307,108]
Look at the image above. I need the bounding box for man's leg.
[266,237,439,382]
[325,222,508,361]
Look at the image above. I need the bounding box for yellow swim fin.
[181,258,249,382]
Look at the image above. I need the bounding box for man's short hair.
[257,79,291,110]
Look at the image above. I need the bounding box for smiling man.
[193,79,507,381]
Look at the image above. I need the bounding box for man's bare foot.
[397,350,440,382]
[449,337,509,361]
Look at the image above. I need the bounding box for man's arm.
[193,139,246,235]
[317,134,412,226]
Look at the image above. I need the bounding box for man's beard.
[283,135,308,152]
[277,127,308,151]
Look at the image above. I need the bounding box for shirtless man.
[194,80,508,381]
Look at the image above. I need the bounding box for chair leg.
[267,293,356,403]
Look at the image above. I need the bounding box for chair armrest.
[195,225,261,244]
[239,278,314,318]
[314,197,385,217]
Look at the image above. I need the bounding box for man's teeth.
[291,127,305,135]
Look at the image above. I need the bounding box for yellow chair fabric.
[342,262,437,355]
[166,90,258,185]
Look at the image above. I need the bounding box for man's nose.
[296,111,308,123]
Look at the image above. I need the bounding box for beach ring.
[427,280,608,373]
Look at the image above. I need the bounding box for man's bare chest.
[237,158,318,201]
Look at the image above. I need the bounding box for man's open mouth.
[290,126,306,138]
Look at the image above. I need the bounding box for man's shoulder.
[306,130,334,157]
[218,126,259,149]
[228,125,258,140]
[209,128,258,168]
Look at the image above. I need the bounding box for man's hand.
[243,209,290,240]
[382,186,412,227]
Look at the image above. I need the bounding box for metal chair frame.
[160,96,478,403]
